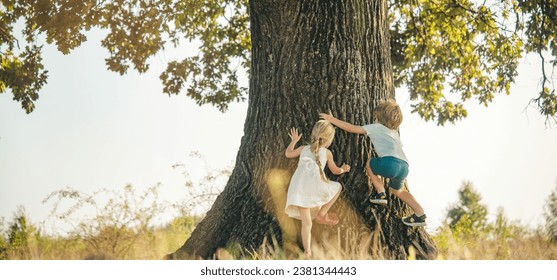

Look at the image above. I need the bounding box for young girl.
[319,100,427,227]
[284,120,351,258]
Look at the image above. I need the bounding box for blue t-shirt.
[362,123,409,164]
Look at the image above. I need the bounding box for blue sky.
[1,29,557,234]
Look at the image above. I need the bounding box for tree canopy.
[1,0,556,124]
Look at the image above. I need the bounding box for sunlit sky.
[1,29,557,234]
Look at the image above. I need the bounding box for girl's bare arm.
[325,149,351,175]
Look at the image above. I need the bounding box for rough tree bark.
[169,0,437,260]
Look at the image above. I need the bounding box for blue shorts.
[369,156,409,190]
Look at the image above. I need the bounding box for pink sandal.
[315,212,339,225]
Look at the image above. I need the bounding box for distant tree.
[445,181,489,238]
[6,206,32,259]
[491,206,527,240]
[544,183,557,242]
[0,217,7,259]
[493,207,511,240]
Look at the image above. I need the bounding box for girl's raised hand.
[288,128,302,142]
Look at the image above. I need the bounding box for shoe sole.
[402,221,427,227]
[370,199,387,205]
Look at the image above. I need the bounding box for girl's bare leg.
[316,186,341,218]
[298,207,312,257]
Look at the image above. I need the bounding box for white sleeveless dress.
[284,146,342,220]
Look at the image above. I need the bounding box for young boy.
[319,99,426,227]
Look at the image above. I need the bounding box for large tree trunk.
[169,0,437,260]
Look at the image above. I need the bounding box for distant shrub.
[445,181,489,238]
[0,217,8,259]
[544,184,557,242]
[42,184,184,259]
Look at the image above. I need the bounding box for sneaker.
[369,192,387,205]
[402,214,427,227]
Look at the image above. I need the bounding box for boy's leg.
[390,188,425,216]
[366,160,386,193]
[298,207,312,257]
[366,159,388,205]
[393,188,427,226]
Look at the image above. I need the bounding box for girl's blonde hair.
[309,120,335,182]
[373,99,403,130]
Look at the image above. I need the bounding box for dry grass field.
[4,221,557,260]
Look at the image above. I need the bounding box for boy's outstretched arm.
[319,112,366,134]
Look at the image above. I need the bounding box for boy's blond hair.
[373,99,403,130]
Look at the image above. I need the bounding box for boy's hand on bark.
[319,112,334,122]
